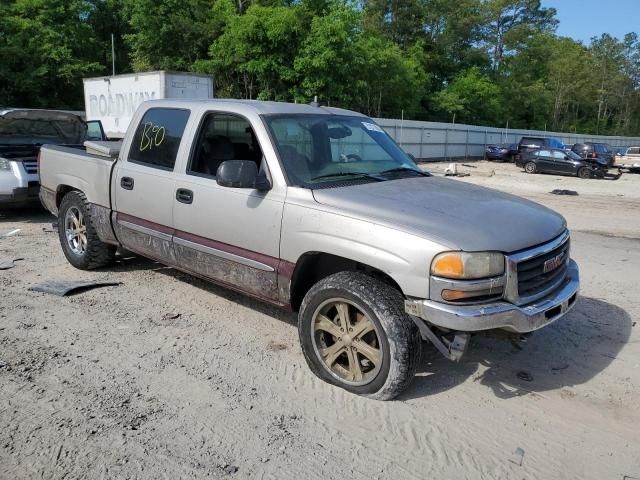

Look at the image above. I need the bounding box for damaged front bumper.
[406,260,580,334]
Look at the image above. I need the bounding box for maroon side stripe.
[115,212,295,279]
[116,212,175,235]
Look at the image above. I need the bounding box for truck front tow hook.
[409,316,470,362]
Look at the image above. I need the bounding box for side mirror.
[86,120,106,141]
[216,160,271,190]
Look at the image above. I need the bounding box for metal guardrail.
[374,118,640,161]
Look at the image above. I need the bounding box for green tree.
[294,1,360,105]
[123,0,222,71]
[201,4,304,99]
[0,0,103,108]
[483,0,557,73]
[352,34,428,117]
[433,67,503,125]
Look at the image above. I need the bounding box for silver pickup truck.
[39,99,580,400]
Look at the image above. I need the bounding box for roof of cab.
[141,98,368,117]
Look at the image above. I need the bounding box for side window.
[128,108,190,170]
[629,147,640,155]
[537,150,551,157]
[551,150,566,159]
[188,113,263,177]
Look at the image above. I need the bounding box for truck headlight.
[0,157,11,171]
[431,251,505,280]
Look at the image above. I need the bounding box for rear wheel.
[524,162,537,174]
[58,191,116,270]
[298,271,421,400]
[578,167,592,179]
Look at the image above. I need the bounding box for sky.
[542,0,639,44]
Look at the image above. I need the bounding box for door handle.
[120,176,134,190]
[176,188,193,204]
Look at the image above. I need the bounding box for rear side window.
[128,108,190,170]
[521,137,543,147]
[547,138,565,149]
[628,147,640,155]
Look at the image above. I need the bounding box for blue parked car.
[485,143,517,162]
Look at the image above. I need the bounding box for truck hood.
[311,177,566,253]
[0,109,86,146]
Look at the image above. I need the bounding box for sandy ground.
[0,161,639,479]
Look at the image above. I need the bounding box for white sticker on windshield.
[362,122,384,133]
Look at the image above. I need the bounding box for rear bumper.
[406,260,579,333]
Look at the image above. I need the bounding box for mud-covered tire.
[58,190,116,270]
[578,167,592,179]
[298,271,421,400]
[524,162,537,173]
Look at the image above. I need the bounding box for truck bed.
[38,144,117,209]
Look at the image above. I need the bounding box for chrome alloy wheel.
[311,298,383,386]
[64,206,87,256]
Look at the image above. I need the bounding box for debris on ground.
[550,189,579,196]
[162,312,181,321]
[223,465,239,475]
[268,340,289,351]
[552,364,569,371]
[29,280,121,297]
[444,163,472,177]
[461,164,478,168]
[0,257,24,270]
[509,447,525,466]
[1,228,21,238]
[517,371,533,382]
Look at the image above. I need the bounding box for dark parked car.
[571,142,615,167]
[514,136,566,161]
[485,143,517,161]
[515,147,608,179]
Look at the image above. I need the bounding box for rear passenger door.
[535,149,554,171]
[550,150,574,174]
[112,107,191,261]
[171,111,286,303]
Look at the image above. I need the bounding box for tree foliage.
[2,0,640,135]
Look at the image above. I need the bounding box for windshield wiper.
[310,172,385,182]
[378,167,429,177]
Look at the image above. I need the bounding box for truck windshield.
[0,116,86,145]
[265,115,423,187]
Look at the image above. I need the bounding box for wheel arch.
[288,251,404,312]
[56,185,81,208]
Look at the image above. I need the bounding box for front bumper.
[0,163,39,205]
[406,260,579,333]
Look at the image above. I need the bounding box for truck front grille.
[517,239,570,298]
[505,231,571,305]
[22,160,38,174]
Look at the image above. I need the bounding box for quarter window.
[128,108,190,170]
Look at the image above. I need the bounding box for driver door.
[171,112,286,303]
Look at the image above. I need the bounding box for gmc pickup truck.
[39,100,580,400]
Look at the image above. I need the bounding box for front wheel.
[298,271,421,400]
[524,162,537,173]
[578,167,592,179]
[58,191,116,270]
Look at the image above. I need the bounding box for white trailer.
[83,71,214,138]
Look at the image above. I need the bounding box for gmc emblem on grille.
[543,252,565,273]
